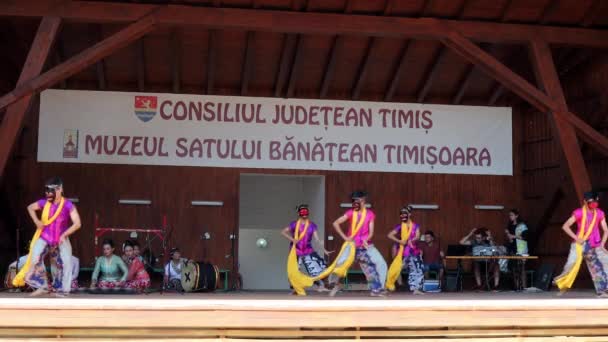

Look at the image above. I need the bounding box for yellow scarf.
[13,198,65,287]
[386,221,413,291]
[555,206,597,291]
[287,208,367,296]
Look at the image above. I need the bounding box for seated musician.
[90,239,128,289]
[131,240,145,263]
[419,230,446,288]
[459,228,500,291]
[123,240,150,292]
[164,248,187,292]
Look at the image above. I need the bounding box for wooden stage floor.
[1,290,608,341]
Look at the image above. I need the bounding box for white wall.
[238,174,324,290]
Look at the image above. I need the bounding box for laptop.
[447,244,469,256]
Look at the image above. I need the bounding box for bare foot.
[29,288,49,297]
[413,289,425,295]
[329,286,340,297]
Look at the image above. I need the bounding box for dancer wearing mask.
[282,204,332,293]
[328,191,386,297]
[386,205,424,294]
[16,177,81,297]
[555,191,608,297]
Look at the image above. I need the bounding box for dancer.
[555,191,608,297]
[328,191,386,297]
[16,177,81,296]
[282,204,331,293]
[387,205,424,294]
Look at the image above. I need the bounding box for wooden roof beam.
[285,35,304,98]
[0,10,159,110]
[581,0,602,27]
[452,64,474,104]
[170,29,181,93]
[441,32,608,157]
[274,0,308,98]
[416,0,468,103]
[240,31,255,96]
[318,1,353,99]
[3,2,608,47]
[136,38,145,92]
[52,37,67,89]
[206,30,216,95]
[529,39,591,200]
[90,24,106,90]
[351,0,394,101]
[383,41,410,102]
[417,47,447,103]
[0,16,61,178]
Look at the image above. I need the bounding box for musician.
[164,248,187,292]
[91,239,128,289]
[419,231,446,288]
[459,228,500,291]
[505,209,529,290]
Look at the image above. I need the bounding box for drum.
[180,261,219,292]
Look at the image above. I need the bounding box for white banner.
[38,89,512,175]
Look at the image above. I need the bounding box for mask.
[589,202,599,209]
[44,185,57,202]
[298,208,309,217]
[400,213,409,222]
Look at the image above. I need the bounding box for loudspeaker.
[445,273,460,292]
[535,264,554,291]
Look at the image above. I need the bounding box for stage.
[0,290,608,341]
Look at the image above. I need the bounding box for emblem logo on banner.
[134,96,158,122]
[62,129,78,159]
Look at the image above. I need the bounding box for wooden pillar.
[0,16,61,178]
[528,40,591,200]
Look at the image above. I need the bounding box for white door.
[238,174,325,290]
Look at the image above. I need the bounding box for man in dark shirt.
[419,231,445,288]
[460,228,501,291]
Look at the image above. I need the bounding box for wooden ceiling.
[0,0,605,107]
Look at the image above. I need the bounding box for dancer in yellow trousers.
[554,191,608,297]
